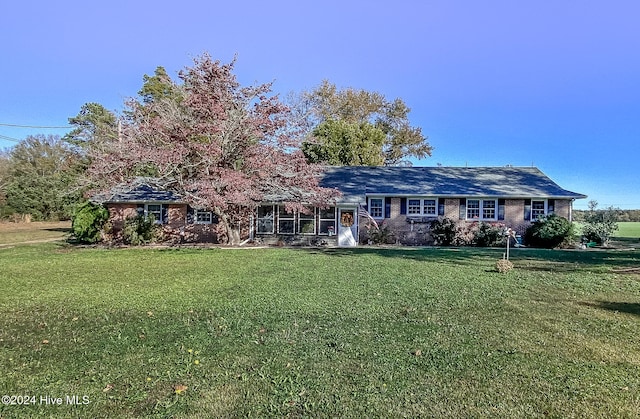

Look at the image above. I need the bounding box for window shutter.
[384,197,391,219]
[400,198,407,215]
[498,199,505,220]
[524,199,532,221]
[186,206,195,224]
[161,204,169,224]
[548,199,555,214]
[459,198,466,220]
[438,198,445,216]
[136,204,144,216]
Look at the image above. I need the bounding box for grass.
[0,221,72,246]
[616,222,640,239]
[612,222,640,249]
[0,243,639,418]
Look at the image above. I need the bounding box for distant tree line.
[0,135,84,220]
[574,209,640,222]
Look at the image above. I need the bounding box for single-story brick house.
[97,166,586,246]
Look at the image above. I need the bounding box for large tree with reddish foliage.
[88,54,338,244]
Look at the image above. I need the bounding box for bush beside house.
[427,218,507,247]
[524,214,576,249]
[72,201,110,243]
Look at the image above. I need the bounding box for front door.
[337,208,358,247]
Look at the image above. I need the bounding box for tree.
[0,150,11,216]
[302,119,385,165]
[64,102,118,150]
[5,135,83,220]
[87,54,338,244]
[297,80,432,166]
[138,66,181,104]
[582,200,620,247]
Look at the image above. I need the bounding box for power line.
[0,123,71,129]
[0,134,21,143]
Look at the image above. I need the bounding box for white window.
[408,199,421,214]
[299,207,316,235]
[319,207,336,235]
[531,200,547,220]
[407,198,437,216]
[423,199,437,216]
[467,200,480,219]
[195,210,213,224]
[467,199,497,221]
[145,204,164,224]
[278,205,295,234]
[482,200,496,219]
[257,205,274,234]
[369,198,383,218]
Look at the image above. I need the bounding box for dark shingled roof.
[319,166,587,204]
[94,167,586,205]
[94,178,184,204]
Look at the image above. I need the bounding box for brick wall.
[107,204,138,232]
[167,205,186,228]
[554,199,572,220]
[504,199,528,234]
[106,203,219,244]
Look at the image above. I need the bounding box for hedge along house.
[97,166,586,246]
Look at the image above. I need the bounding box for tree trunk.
[216,210,242,245]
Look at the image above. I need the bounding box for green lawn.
[617,222,640,239]
[0,243,639,418]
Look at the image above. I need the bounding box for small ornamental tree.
[86,54,339,244]
[582,200,620,247]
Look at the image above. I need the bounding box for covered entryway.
[337,207,358,247]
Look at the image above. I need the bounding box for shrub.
[429,217,459,246]
[524,214,575,249]
[72,201,109,243]
[474,222,506,247]
[581,201,620,246]
[368,224,396,244]
[122,214,159,245]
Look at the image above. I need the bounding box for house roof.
[93,178,185,204]
[95,167,587,205]
[320,166,587,204]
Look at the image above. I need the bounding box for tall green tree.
[5,135,83,220]
[64,102,118,149]
[302,119,385,165]
[138,66,181,104]
[298,80,432,166]
[0,150,10,216]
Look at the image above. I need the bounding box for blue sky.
[1,0,638,209]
